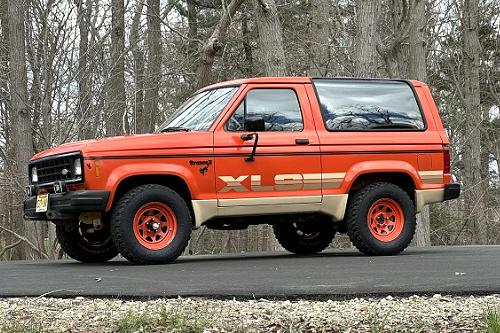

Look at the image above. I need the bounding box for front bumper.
[24,190,110,221]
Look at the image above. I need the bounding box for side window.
[313,80,426,131]
[225,89,304,132]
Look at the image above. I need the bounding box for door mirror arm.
[240,132,259,162]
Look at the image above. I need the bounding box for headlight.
[74,158,82,176]
[31,167,38,183]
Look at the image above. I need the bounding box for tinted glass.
[226,89,303,132]
[158,87,238,131]
[313,80,425,131]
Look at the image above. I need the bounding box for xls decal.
[218,173,346,192]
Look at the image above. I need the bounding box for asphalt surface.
[0,246,498,299]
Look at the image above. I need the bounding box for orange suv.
[24,77,460,264]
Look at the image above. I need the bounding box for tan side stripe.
[322,172,346,189]
[418,171,443,184]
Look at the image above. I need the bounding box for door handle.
[295,138,310,145]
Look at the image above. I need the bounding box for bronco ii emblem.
[218,173,346,192]
[189,160,212,175]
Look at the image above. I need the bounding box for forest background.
[0,0,498,259]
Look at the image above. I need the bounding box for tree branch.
[0,222,49,259]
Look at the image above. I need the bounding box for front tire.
[273,218,336,254]
[346,182,416,255]
[110,184,192,264]
[56,222,118,263]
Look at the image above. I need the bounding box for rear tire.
[110,184,192,264]
[273,218,336,254]
[346,182,416,255]
[56,222,118,263]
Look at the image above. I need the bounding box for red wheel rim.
[133,202,177,250]
[367,198,404,242]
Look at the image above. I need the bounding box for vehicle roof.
[198,77,424,93]
[198,77,312,92]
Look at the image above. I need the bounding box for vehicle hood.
[31,132,213,161]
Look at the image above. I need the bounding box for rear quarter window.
[313,79,426,131]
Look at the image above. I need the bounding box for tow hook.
[79,212,103,231]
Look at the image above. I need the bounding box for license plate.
[35,194,49,213]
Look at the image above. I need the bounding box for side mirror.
[244,117,265,132]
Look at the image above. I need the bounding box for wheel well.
[349,172,415,202]
[111,174,194,223]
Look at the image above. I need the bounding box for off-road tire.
[273,220,336,254]
[56,223,118,263]
[110,184,192,264]
[346,182,416,256]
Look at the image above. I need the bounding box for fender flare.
[342,160,421,193]
[104,163,198,211]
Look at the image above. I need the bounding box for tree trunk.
[7,0,34,259]
[409,0,431,247]
[308,0,330,76]
[408,0,426,81]
[0,0,9,134]
[196,0,245,88]
[107,0,126,136]
[143,0,161,133]
[354,0,381,78]
[75,0,92,139]
[186,0,198,58]
[0,0,14,259]
[376,0,410,78]
[253,0,287,76]
[462,0,487,244]
[241,9,253,75]
[130,0,146,133]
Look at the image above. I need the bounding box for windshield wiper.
[160,127,191,133]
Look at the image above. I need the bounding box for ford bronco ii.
[24,77,461,264]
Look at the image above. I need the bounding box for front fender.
[103,162,201,211]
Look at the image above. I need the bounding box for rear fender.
[343,160,421,192]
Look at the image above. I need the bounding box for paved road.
[0,246,498,299]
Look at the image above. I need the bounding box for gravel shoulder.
[1,295,499,332]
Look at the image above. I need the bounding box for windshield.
[157,87,239,132]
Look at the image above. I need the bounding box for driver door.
[213,83,321,210]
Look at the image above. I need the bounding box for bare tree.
[462,0,487,244]
[107,0,127,136]
[143,0,161,133]
[308,0,331,76]
[130,0,146,134]
[409,0,431,247]
[354,0,381,77]
[254,0,287,76]
[196,0,246,88]
[7,0,34,259]
[75,0,92,139]
[186,0,198,58]
[409,0,426,81]
[376,0,410,78]
[241,8,253,75]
